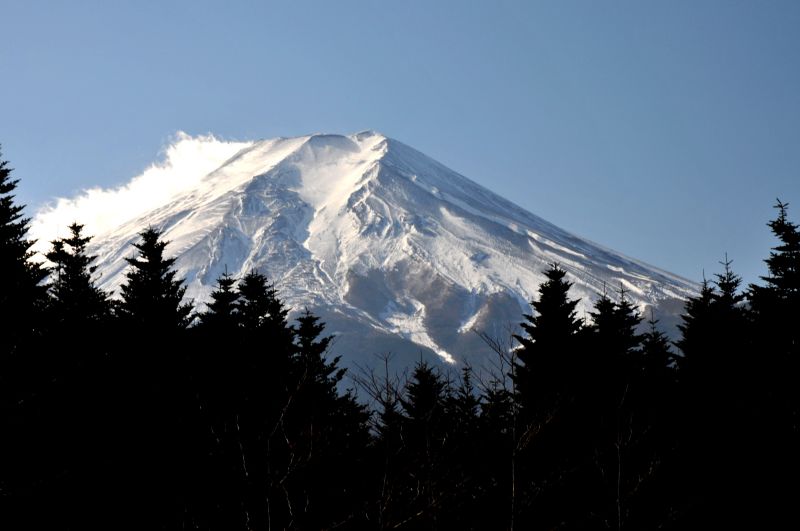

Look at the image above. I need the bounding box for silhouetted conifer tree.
[675,278,714,374]
[361,354,405,529]
[112,227,195,528]
[749,200,800,420]
[678,257,749,383]
[624,315,680,527]
[477,379,515,530]
[639,315,675,379]
[118,227,192,330]
[590,289,642,365]
[752,199,800,309]
[286,309,371,528]
[747,200,800,526]
[584,289,647,529]
[512,263,583,420]
[450,365,481,438]
[35,222,116,527]
[0,149,53,529]
[237,270,290,336]
[397,360,452,528]
[215,270,295,529]
[674,257,756,527]
[199,270,239,330]
[444,366,490,528]
[46,222,109,325]
[191,271,246,528]
[0,147,48,355]
[511,263,585,528]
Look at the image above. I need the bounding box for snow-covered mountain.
[32,131,697,368]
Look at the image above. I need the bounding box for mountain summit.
[33,131,696,366]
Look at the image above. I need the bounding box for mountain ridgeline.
[53,131,697,367]
[3,143,799,529]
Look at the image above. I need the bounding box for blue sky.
[2,0,799,285]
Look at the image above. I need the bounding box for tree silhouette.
[509,264,587,527]
[398,360,452,528]
[46,222,109,326]
[199,270,239,330]
[0,147,48,356]
[749,199,800,420]
[237,269,290,336]
[584,289,648,529]
[674,257,757,527]
[286,309,371,528]
[0,148,52,529]
[512,263,583,421]
[112,227,195,528]
[118,227,192,330]
[747,201,800,526]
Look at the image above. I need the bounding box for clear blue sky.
[2,0,798,285]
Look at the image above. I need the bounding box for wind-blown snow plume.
[29,132,252,253]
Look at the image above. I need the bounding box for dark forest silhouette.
[1,147,798,529]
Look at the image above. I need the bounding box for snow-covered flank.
[31,131,698,366]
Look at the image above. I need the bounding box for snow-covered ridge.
[30,131,698,366]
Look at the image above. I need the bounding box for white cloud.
[29,131,252,254]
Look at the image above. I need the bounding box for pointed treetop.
[714,253,745,307]
[0,146,49,352]
[119,226,192,330]
[200,270,240,329]
[756,199,800,296]
[237,269,290,333]
[46,222,108,323]
[516,263,582,348]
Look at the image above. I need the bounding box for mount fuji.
[32,131,697,368]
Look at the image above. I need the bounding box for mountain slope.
[32,131,697,367]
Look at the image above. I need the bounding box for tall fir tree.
[0,147,48,356]
[198,270,239,330]
[677,257,748,381]
[30,222,116,529]
[286,309,371,529]
[237,269,290,337]
[228,270,296,529]
[751,199,800,306]
[397,360,452,529]
[749,200,800,422]
[449,365,481,440]
[639,315,676,383]
[510,263,586,529]
[365,355,406,529]
[190,271,245,527]
[111,227,195,528]
[45,222,109,326]
[512,263,583,421]
[443,366,486,527]
[0,148,51,529]
[583,289,648,529]
[675,278,713,364]
[118,227,192,331]
[294,308,337,380]
[477,378,515,531]
[674,257,757,527]
[625,315,681,528]
[746,201,800,526]
[589,288,642,368]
